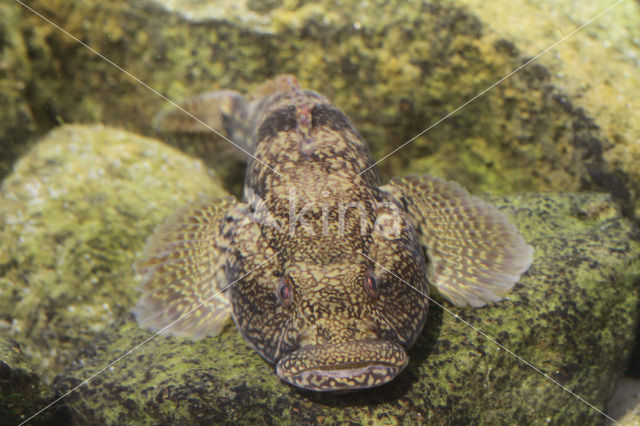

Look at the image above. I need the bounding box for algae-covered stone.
[608,377,640,425]
[457,0,640,217]
[621,399,640,426]
[0,124,228,381]
[0,337,69,425]
[52,193,640,424]
[16,0,640,213]
[0,0,38,181]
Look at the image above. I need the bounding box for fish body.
[135,75,533,391]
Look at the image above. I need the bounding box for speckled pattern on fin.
[133,197,237,339]
[382,175,534,307]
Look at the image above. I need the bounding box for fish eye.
[363,275,378,298]
[276,276,293,308]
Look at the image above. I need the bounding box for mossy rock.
[0,1,38,181]
[15,0,640,213]
[608,377,640,425]
[0,337,69,425]
[457,0,640,217]
[621,400,640,426]
[0,124,228,382]
[51,192,640,424]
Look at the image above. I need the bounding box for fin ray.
[383,175,533,307]
[133,198,239,339]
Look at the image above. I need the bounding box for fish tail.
[153,89,255,154]
[153,75,303,155]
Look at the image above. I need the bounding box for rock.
[51,192,640,424]
[0,124,228,382]
[14,0,640,214]
[608,377,640,424]
[0,337,69,425]
[456,0,640,218]
[621,401,640,426]
[0,1,38,180]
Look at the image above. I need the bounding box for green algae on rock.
[0,1,38,182]
[54,193,640,424]
[620,399,640,426]
[608,377,640,425]
[0,124,228,382]
[457,0,640,218]
[0,337,69,425]
[15,0,640,216]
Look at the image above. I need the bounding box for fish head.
[230,204,430,391]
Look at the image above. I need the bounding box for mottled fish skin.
[222,76,431,391]
[135,75,534,392]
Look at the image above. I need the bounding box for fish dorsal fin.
[133,197,239,339]
[381,175,534,307]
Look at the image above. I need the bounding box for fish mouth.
[275,340,408,391]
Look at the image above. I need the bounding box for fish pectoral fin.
[132,197,240,339]
[381,175,534,308]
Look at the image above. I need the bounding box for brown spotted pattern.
[135,75,532,392]
[227,77,430,389]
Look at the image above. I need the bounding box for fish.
[133,75,534,392]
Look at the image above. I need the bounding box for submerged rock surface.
[0,0,639,423]
[0,124,637,423]
[48,183,638,423]
[9,0,640,214]
[0,125,228,384]
[0,1,38,181]
[0,337,69,425]
[621,400,640,426]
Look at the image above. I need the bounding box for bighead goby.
[133,75,534,392]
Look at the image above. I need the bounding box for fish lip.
[275,340,408,391]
